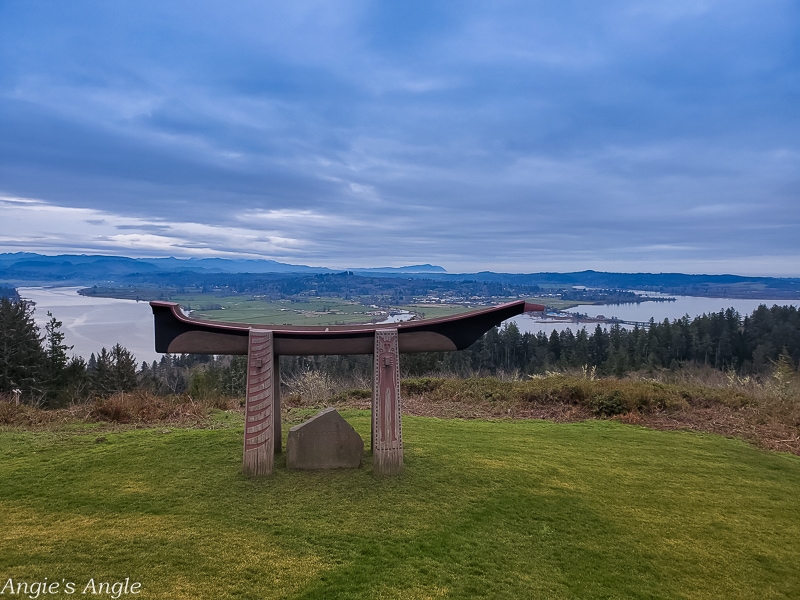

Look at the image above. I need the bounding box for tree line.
[400,305,800,377]
[0,297,142,405]
[285,304,800,379]
[1,296,798,407]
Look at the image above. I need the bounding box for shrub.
[85,392,212,424]
[401,377,447,395]
[590,391,627,416]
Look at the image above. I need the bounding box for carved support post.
[243,329,274,476]
[273,352,282,454]
[372,329,403,475]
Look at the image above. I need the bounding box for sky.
[1,1,799,276]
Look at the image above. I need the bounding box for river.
[509,294,800,336]
[18,287,160,365]
[17,287,800,362]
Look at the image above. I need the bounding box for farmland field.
[171,295,405,326]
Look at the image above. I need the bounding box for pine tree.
[62,355,90,403]
[91,345,138,395]
[43,311,72,405]
[110,343,138,392]
[93,347,114,395]
[0,298,46,400]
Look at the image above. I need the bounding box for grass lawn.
[2,413,799,599]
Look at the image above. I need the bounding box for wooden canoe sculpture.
[150,300,545,476]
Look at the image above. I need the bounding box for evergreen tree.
[93,347,114,395]
[91,345,138,395]
[590,324,609,368]
[43,311,72,405]
[110,343,138,393]
[499,322,522,372]
[547,329,562,366]
[0,298,46,400]
[62,356,90,403]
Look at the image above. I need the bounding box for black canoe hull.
[151,300,545,356]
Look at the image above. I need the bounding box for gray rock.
[286,408,364,469]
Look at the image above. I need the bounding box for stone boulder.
[286,408,364,469]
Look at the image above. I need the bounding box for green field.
[402,303,480,319]
[82,287,580,324]
[169,296,539,325]
[173,296,572,326]
[2,412,799,599]
[170,296,408,326]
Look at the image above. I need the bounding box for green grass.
[173,295,570,325]
[171,296,407,326]
[2,413,799,599]
[404,304,482,319]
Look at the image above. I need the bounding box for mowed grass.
[2,413,800,599]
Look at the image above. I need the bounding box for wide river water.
[19,287,160,364]
[18,287,800,363]
[509,294,800,336]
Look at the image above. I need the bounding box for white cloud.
[0,195,310,258]
[1,1,798,276]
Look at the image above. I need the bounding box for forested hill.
[0,253,444,280]
[1,253,798,299]
[454,271,800,299]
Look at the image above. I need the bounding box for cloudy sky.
[1,1,798,275]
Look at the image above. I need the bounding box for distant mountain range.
[1,253,798,299]
[0,253,447,280]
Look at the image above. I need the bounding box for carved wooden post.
[372,329,403,475]
[273,352,282,454]
[243,329,275,476]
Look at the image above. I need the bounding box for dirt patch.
[615,406,800,455]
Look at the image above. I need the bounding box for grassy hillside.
[2,410,799,599]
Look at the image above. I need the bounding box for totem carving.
[242,329,275,476]
[372,329,403,475]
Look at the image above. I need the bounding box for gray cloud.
[0,0,798,275]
